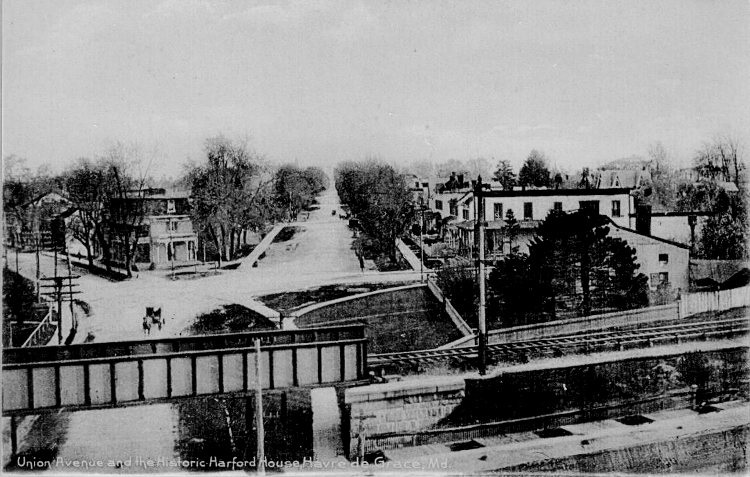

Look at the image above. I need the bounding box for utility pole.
[419,206,425,282]
[54,248,60,344]
[66,249,77,331]
[475,176,487,375]
[254,339,265,475]
[41,249,81,345]
[35,235,41,301]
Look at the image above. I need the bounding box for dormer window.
[167,199,176,214]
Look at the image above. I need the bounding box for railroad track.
[368,317,750,367]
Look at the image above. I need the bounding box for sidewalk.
[387,400,749,473]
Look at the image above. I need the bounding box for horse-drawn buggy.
[142,306,164,335]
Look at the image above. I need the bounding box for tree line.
[3,136,328,275]
[334,160,413,267]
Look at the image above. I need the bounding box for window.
[659,253,668,265]
[650,272,669,287]
[415,181,420,188]
[524,202,533,220]
[450,199,458,217]
[422,182,429,188]
[579,200,600,213]
[167,199,176,214]
[462,209,469,220]
[435,200,443,210]
[494,203,503,220]
[553,202,563,212]
[169,221,179,232]
[611,200,621,217]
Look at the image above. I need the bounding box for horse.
[151,307,164,331]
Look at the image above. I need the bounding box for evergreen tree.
[493,160,517,190]
[489,210,649,323]
[518,150,551,188]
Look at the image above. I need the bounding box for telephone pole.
[474,176,487,375]
[254,339,265,475]
[40,246,81,345]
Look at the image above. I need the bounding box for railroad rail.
[368,317,750,367]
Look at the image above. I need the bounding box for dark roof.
[58,207,78,219]
[17,190,69,209]
[691,259,749,283]
[720,268,750,290]
[607,218,690,250]
[479,188,633,198]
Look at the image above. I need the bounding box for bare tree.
[99,143,152,277]
[695,135,745,187]
[186,136,270,264]
[64,158,106,269]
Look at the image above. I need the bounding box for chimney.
[457,174,464,185]
[635,204,652,236]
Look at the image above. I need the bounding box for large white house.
[443,188,635,257]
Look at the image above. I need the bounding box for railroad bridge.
[2,324,367,416]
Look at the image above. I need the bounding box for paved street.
[250,185,362,278]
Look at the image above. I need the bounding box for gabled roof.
[606,218,690,250]
[17,190,69,209]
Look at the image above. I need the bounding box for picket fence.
[679,285,750,317]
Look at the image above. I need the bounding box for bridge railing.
[3,333,367,415]
[21,305,57,348]
[4,323,365,365]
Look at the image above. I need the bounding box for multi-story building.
[446,188,635,257]
[109,189,198,269]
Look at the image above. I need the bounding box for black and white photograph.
[2,0,749,474]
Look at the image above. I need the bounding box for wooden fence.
[680,285,750,317]
[21,306,56,348]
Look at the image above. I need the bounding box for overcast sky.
[3,0,749,177]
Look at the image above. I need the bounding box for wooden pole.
[10,415,17,458]
[66,250,77,332]
[55,249,62,345]
[475,176,487,375]
[254,339,265,475]
[36,236,41,301]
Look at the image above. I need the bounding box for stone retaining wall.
[344,377,465,459]
[293,284,429,326]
